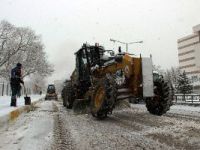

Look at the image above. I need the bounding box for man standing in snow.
[10,63,24,106]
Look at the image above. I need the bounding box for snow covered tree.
[164,67,181,93]
[0,20,30,67]
[176,71,193,94]
[0,20,53,81]
[164,67,180,83]
[30,74,47,94]
[153,65,165,75]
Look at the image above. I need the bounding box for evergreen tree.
[176,71,193,94]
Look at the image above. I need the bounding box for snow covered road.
[56,103,200,150]
[0,100,200,150]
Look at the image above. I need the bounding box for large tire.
[145,78,173,116]
[66,86,74,109]
[90,74,117,119]
[61,87,66,107]
[62,88,66,107]
[62,82,74,109]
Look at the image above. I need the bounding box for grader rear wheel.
[90,74,117,119]
[62,87,67,107]
[64,82,75,109]
[145,78,173,115]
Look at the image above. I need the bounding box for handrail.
[174,94,200,104]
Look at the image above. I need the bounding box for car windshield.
[48,85,55,90]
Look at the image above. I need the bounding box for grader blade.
[72,99,90,114]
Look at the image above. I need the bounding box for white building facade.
[177,24,200,93]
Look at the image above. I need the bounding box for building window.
[199,31,200,42]
[179,57,195,62]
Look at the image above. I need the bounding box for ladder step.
[75,99,85,101]
[117,88,132,97]
[117,88,131,93]
[117,94,133,100]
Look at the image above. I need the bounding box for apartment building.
[177,24,200,93]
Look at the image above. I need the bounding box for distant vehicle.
[45,84,58,100]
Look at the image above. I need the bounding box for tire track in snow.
[51,102,75,150]
[164,112,200,122]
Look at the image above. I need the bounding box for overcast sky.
[0,0,200,82]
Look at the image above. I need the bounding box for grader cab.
[62,43,173,119]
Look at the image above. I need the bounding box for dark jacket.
[10,66,23,85]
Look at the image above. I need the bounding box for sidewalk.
[0,95,44,128]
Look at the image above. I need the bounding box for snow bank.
[131,104,200,117]
[0,95,44,117]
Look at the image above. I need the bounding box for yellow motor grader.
[62,43,173,119]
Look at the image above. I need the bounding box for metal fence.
[173,94,200,104]
[0,82,11,96]
[0,82,32,96]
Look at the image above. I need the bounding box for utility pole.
[110,38,143,52]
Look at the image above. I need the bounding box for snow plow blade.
[72,99,90,114]
[115,99,131,110]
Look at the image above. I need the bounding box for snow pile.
[0,95,44,117]
[0,101,54,150]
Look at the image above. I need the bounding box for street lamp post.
[110,38,143,52]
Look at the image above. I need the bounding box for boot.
[10,98,17,107]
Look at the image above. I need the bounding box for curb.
[173,102,200,106]
[0,97,44,128]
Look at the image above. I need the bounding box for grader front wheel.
[90,74,117,119]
